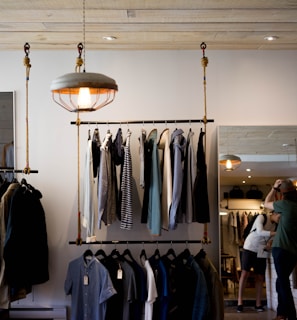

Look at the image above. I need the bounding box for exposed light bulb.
[78,87,91,109]
[225,159,233,170]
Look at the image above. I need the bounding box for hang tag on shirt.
[117,268,123,279]
[84,275,89,286]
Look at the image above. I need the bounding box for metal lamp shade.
[50,72,118,112]
[219,154,241,171]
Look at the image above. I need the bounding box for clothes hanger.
[83,249,93,263]
[140,248,147,261]
[164,247,177,260]
[150,243,161,260]
[109,246,122,261]
[122,245,136,263]
[21,178,33,191]
[177,243,191,262]
[92,128,101,146]
[95,248,107,259]
[152,248,161,260]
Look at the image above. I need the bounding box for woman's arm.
[264,179,282,210]
[254,215,271,237]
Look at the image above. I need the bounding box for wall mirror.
[218,125,297,299]
[0,91,15,181]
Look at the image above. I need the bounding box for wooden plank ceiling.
[0,0,296,50]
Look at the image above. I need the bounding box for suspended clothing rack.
[69,239,202,245]
[70,119,214,126]
[0,167,38,174]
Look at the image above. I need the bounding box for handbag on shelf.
[246,185,263,199]
[229,186,244,199]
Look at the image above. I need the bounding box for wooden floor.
[224,285,277,319]
[225,306,276,319]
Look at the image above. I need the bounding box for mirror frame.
[218,125,297,295]
[0,91,16,176]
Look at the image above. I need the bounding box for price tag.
[84,275,89,285]
[117,268,123,279]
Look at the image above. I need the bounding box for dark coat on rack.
[195,249,224,320]
[4,183,49,295]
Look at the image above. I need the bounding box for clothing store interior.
[0,2,297,319]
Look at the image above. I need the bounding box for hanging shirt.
[142,259,158,320]
[97,132,117,228]
[190,257,210,320]
[111,128,125,220]
[112,128,124,220]
[120,130,133,230]
[64,255,116,320]
[141,134,154,224]
[158,128,172,231]
[91,128,101,178]
[139,128,146,188]
[147,129,162,236]
[169,129,186,230]
[121,259,138,320]
[193,130,210,223]
[82,139,97,243]
[149,253,169,320]
[180,128,196,223]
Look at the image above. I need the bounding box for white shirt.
[142,259,158,320]
[243,214,276,253]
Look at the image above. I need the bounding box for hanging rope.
[200,42,211,245]
[76,114,82,245]
[200,42,209,136]
[23,43,31,174]
[75,43,84,73]
[75,0,86,74]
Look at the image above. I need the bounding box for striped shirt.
[120,130,133,230]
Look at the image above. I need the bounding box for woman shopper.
[237,211,279,313]
[264,179,297,320]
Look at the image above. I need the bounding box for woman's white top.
[243,214,276,253]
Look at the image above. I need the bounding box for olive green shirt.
[273,199,297,256]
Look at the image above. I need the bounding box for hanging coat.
[192,130,210,223]
[4,184,49,296]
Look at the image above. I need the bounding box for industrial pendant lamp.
[50,0,118,112]
[219,154,241,171]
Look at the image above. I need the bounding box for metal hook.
[24,42,30,56]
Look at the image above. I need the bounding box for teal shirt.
[273,199,297,256]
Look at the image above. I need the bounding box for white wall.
[1,49,296,309]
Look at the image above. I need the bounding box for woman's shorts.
[241,249,266,275]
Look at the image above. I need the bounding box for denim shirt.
[64,255,116,320]
[169,129,186,230]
